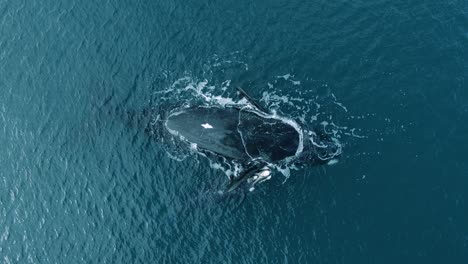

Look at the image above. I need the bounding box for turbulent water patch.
[147,54,363,191]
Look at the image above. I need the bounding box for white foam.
[190,143,198,150]
[154,64,366,183]
[276,73,292,80]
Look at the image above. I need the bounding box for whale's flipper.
[236,86,270,114]
[226,163,264,192]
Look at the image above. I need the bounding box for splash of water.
[149,54,363,182]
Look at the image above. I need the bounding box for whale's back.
[165,107,249,160]
[165,106,301,162]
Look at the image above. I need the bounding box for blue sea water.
[1,0,467,263]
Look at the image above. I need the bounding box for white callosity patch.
[201,123,213,129]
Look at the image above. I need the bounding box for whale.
[150,87,341,192]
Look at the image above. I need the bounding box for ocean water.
[1,0,467,263]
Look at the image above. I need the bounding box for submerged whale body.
[152,88,341,192]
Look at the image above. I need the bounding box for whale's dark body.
[152,88,341,192]
[165,106,300,162]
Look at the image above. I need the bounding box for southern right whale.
[151,87,341,192]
